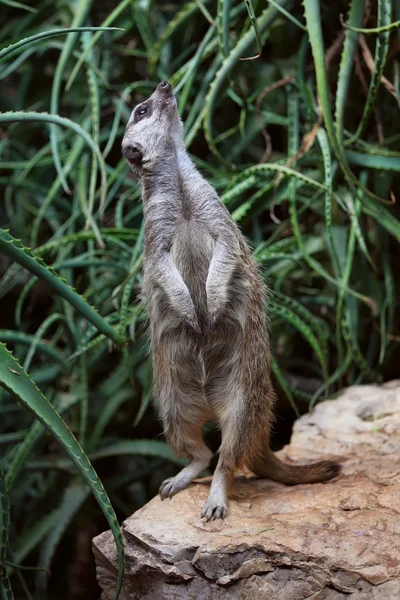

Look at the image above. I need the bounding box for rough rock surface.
[93,381,400,599]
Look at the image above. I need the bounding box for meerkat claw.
[201,501,227,522]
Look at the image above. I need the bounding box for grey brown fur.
[122,81,340,521]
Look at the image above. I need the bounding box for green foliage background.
[0,0,399,597]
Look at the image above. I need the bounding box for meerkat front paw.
[206,298,225,332]
[206,291,226,331]
[185,311,200,333]
[179,296,200,332]
[207,306,220,331]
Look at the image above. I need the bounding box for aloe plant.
[0,344,124,600]
[0,230,124,346]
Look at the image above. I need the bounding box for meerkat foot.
[159,475,192,500]
[201,498,227,521]
[201,457,231,521]
[159,453,212,501]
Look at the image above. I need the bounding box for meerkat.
[122,81,340,521]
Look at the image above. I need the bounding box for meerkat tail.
[248,448,341,485]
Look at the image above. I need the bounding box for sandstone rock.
[93,381,400,599]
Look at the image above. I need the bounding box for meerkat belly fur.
[122,81,340,521]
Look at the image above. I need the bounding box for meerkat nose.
[157,80,172,95]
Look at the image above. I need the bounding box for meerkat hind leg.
[159,420,213,500]
[201,408,243,521]
[201,455,233,521]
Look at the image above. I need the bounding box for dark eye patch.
[134,102,151,123]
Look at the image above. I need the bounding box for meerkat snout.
[155,80,175,107]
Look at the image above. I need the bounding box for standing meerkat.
[122,81,340,521]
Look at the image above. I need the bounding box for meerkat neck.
[140,151,181,203]
[140,145,204,212]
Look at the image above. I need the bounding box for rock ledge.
[93,381,400,599]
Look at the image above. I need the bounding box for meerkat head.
[121,81,184,177]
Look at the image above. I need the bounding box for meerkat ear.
[122,143,143,165]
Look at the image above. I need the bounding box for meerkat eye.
[135,105,149,121]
